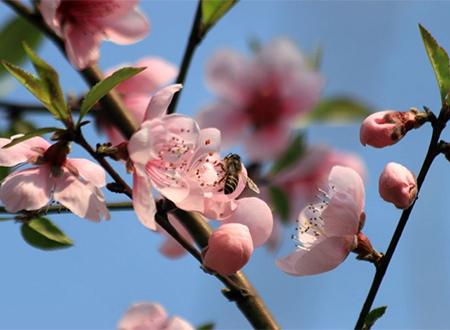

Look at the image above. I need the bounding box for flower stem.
[166,1,202,115]
[5,2,280,328]
[354,112,446,329]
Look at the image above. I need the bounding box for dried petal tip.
[202,223,254,276]
[379,162,417,209]
[360,109,420,148]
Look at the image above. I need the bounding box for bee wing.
[246,176,260,194]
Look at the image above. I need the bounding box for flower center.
[244,83,284,129]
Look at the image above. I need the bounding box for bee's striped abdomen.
[224,174,239,194]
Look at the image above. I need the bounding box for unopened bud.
[202,223,253,276]
[379,162,417,209]
[360,109,422,148]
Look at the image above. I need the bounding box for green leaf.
[270,133,305,175]
[2,127,59,148]
[200,0,237,36]
[419,24,450,105]
[0,166,9,181]
[21,217,73,250]
[2,61,51,108]
[196,322,214,330]
[79,66,145,122]
[0,16,42,79]
[268,186,290,223]
[24,44,68,121]
[363,306,387,330]
[302,97,372,125]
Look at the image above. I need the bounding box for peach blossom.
[197,38,323,161]
[379,162,417,209]
[0,137,109,221]
[39,0,149,69]
[202,223,254,276]
[276,166,365,276]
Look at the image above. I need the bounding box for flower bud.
[202,223,254,276]
[379,162,417,209]
[360,109,419,148]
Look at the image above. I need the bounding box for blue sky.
[1,1,450,329]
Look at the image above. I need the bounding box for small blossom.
[360,109,421,148]
[379,162,417,209]
[101,57,177,145]
[39,0,149,69]
[197,38,323,161]
[276,166,365,276]
[118,302,194,330]
[0,137,109,221]
[202,223,254,276]
[128,84,247,230]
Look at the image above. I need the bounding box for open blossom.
[276,166,365,276]
[128,84,247,230]
[39,0,149,69]
[271,145,366,221]
[360,109,421,148]
[197,38,323,161]
[379,162,417,209]
[202,223,254,276]
[118,302,193,330]
[102,57,177,145]
[0,137,109,221]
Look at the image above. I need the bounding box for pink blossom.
[39,0,149,69]
[276,166,365,276]
[379,162,417,209]
[360,109,419,148]
[0,137,109,221]
[223,197,273,247]
[118,302,194,330]
[202,223,254,276]
[271,145,366,221]
[128,84,247,230]
[197,38,323,161]
[102,57,177,145]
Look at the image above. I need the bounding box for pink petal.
[66,158,106,187]
[38,0,62,35]
[245,124,291,161]
[276,236,355,276]
[196,102,247,147]
[206,49,251,101]
[0,137,50,167]
[173,179,205,214]
[102,8,149,45]
[113,58,177,95]
[189,128,221,165]
[143,84,183,121]
[132,170,156,230]
[165,316,195,330]
[128,122,156,166]
[0,166,51,212]
[202,223,254,276]
[53,169,109,221]
[224,197,273,248]
[158,214,192,259]
[328,166,365,216]
[118,302,168,330]
[63,23,101,69]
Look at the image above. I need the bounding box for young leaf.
[79,66,145,122]
[363,306,387,330]
[0,16,42,79]
[21,217,73,251]
[197,322,214,330]
[2,61,51,109]
[268,186,291,223]
[419,24,450,105]
[2,127,59,148]
[301,96,372,125]
[23,44,68,121]
[200,0,237,37]
[270,133,305,175]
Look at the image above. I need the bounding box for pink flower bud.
[202,223,254,276]
[379,162,417,209]
[360,110,418,148]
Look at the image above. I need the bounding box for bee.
[220,153,260,195]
